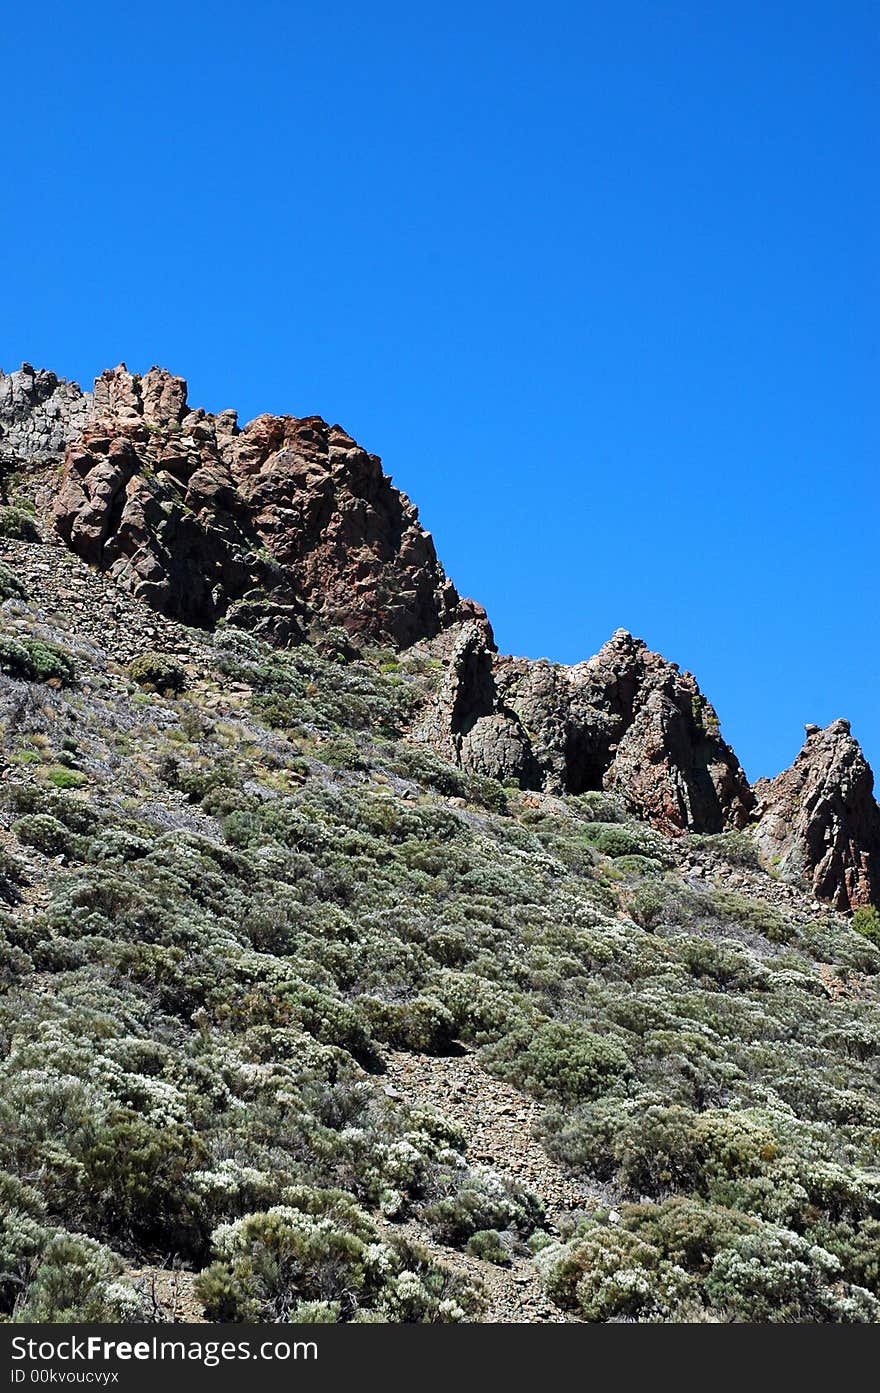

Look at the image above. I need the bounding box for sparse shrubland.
[0,613,878,1323]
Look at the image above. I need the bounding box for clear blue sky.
[4,1,877,780]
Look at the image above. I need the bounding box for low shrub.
[692,831,761,869]
[620,1196,759,1272]
[320,736,370,772]
[613,854,664,878]
[574,791,623,823]
[539,1221,692,1322]
[0,846,25,901]
[356,995,456,1054]
[704,1227,879,1323]
[46,767,89,790]
[482,1020,629,1103]
[194,1192,479,1322]
[1,1220,143,1322]
[0,635,74,684]
[465,1229,511,1265]
[543,1098,779,1200]
[424,1171,542,1248]
[852,904,880,947]
[0,506,40,542]
[0,562,27,600]
[582,824,649,858]
[387,746,507,813]
[128,652,187,694]
[13,813,82,858]
[80,1109,204,1250]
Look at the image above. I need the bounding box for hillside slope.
[0,364,879,1324]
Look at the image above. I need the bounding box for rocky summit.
[4,361,878,911]
[754,720,880,911]
[0,361,879,1326]
[3,363,489,650]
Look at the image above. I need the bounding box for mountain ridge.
[0,366,879,1323]
[2,359,878,910]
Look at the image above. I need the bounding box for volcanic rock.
[8,356,879,908]
[47,365,489,648]
[0,364,92,465]
[753,720,880,909]
[416,625,755,834]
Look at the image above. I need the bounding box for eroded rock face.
[49,365,489,648]
[9,357,879,908]
[421,624,540,785]
[753,720,880,909]
[416,625,755,833]
[0,364,92,466]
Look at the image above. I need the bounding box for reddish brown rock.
[51,365,489,649]
[225,411,488,647]
[753,720,880,909]
[19,358,880,907]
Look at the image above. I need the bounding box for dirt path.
[384,1049,599,1321]
[122,1265,206,1323]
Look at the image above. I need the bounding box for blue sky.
[4,1,877,780]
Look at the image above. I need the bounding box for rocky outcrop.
[0,364,92,467]
[753,720,880,909]
[421,624,541,785]
[46,365,489,649]
[416,625,754,834]
[8,357,879,909]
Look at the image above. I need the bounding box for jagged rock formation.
[753,720,880,909]
[418,624,542,786]
[416,624,755,834]
[4,358,880,906]
[0,364,92,465]
[52,366,307,643]
[4,363,489,649]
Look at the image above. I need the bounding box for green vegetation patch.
[0,635,75,685]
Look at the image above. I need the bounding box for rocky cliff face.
[0,364,92,463]
[3,359,879,909]
[753,721,880,909]
[415,624,755,833]
[5,363,489,649]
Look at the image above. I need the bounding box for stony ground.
[0,531,214,670]
[385,1050,597,1223]
[123,1266,207,1323]
[383,1049,602,1321]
